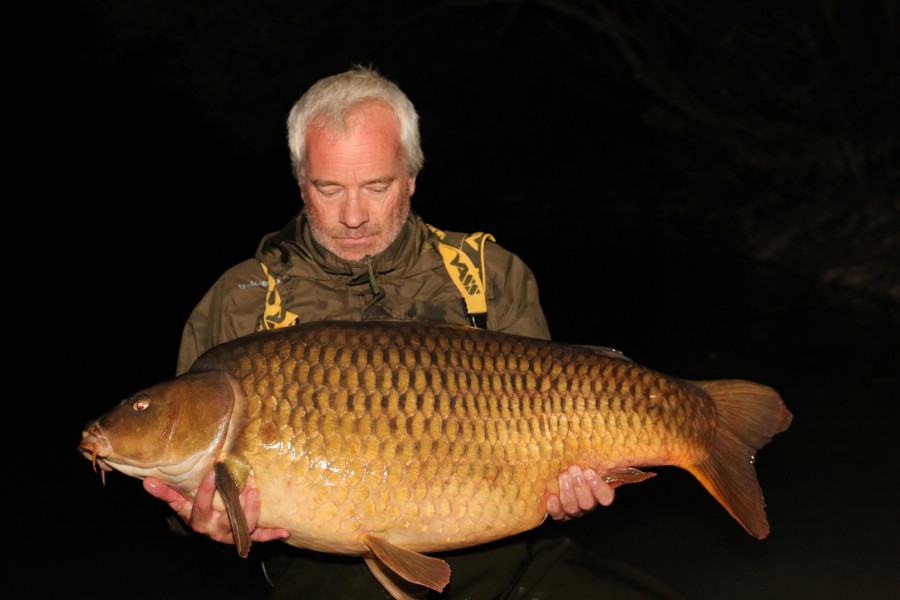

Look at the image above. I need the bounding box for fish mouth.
[80,424,114,483]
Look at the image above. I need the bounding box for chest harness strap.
[427,224,494,329]
[257,263,300,331]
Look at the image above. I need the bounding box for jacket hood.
[255,210,443,284]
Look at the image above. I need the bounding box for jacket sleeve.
[483,242,551,340]
[175,259,268,375]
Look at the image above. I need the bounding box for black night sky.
[14,2,898,599]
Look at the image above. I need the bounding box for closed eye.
[316,185,344,199]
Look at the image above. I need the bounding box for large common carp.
[79,320,791,599]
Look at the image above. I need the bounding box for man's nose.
[339,192,368,228]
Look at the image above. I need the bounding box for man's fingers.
[144,468,265,546]
[584,468,615,506]
[557,471,580,515]
[192,469,218,513]
[239,478,290,543]
[143,477,182,503]
[251,527,292,543]
[553,466,617,520]
[243,487,261,528]
[546,493,564,520]
[568,465,595,511]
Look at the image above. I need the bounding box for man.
[144,66,654,599]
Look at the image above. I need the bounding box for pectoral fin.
[363,534,450,593]
[601,467,656,488]
[214,459,252,558]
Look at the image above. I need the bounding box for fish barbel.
[79,320,791,598]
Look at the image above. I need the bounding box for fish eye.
[132,394,151,412]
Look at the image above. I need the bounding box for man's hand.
[143,470,290,545]
[546,465,615,521]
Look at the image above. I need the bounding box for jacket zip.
[365,256,381,295]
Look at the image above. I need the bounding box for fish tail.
[686,379,792,539]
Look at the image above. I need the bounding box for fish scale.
[79,319,791,598]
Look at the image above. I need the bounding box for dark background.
[13,2,898,599]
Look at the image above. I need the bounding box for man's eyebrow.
[311,175,397,187]
[310,178,342,187]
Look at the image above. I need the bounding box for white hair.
[286,66,424,184]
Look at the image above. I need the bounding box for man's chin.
[333,239,382,262]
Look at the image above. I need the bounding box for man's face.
[301,100,416,262]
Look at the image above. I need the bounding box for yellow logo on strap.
[427,225,494,318]
[258,263,300,331]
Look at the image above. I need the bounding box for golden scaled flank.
[208,326,695,552]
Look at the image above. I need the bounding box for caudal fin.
[686,379,792,539]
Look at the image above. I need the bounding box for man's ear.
[408,174,417,197]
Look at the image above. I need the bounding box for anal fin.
[601,467,656,488]
[363,534,450,593]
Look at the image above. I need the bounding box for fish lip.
[79,426,113,472]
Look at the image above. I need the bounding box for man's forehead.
[310,99,398,135]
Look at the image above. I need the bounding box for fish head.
[79,370,236,495]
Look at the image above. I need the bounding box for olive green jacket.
[176,211,549,374]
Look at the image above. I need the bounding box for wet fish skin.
[79,319,791,597]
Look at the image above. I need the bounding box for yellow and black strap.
[257,263,300,331]
[427,224,494,329]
